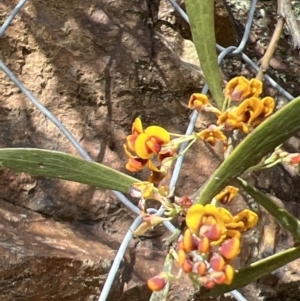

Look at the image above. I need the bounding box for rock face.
[2,0,300,300]
[0,199,124,301]
[0,0,210,300]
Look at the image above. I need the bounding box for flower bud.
[147,272,168,291]
[198,236,211,254]
[209,252,225,271]
[183,229,198,252]
[219,237,240,260]
[194,261,207,276]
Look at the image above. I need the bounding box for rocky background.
[1,0,300,300]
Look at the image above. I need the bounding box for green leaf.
[185,0,224,109]
[196,95,300,204]
[236,177,300,241]
[0,148,137,193]
[200,245,300,298]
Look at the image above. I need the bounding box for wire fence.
[0,1,295,301]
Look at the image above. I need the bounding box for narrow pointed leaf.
[196,95,300,204]
[200,245,300,297]
[0,148,137,193]
[185,0,224,108]
[236,177,300,241]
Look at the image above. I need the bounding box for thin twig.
[278,0,300,50]
[256,17,284,81]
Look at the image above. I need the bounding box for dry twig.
[278,0,300,50]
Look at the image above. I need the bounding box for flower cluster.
[189,76,275,141]
[124,118,207,183]
[147,187,258,291]
[176,202,258,289]
[124,117,176,183]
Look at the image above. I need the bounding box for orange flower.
[147,160,167,183]
[214,186,239,204]
[198,236,211,253]
[129,181,154,199]
[235,97,264,125]
[217,108,249,133]
[124,145,149,172]
[225,76,262,102]
[135,125,170,159]
[177,249,194,273]
[261,96,275,117]
[188,93,210,112]
[126,117,144,152]
[231,209,258,232]
[186,204,227,244]
[195,261,207,276]
[250,96,276,127]
[125,117,170,160]
[218,95,275,133]
[198,125,228,150]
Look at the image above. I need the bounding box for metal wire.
[98,215,144,301]
[0,0,28,37]
[0,1,295,301]
[97,208,176,301]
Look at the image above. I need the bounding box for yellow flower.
[232,209,258,232]
[225,76,262,102]
[198,126,228,150]
[126,117,144,152]
[130,182,154,199]
[135,125,170,159]
[124,145,149,172]
[125,118,170,160]
[218,95,275,133]
[147,160,167,183]
[186,204,227,244]
[261,96,275,117]
[235,97,264,125]
[215,186,239,204]
[217,108,249,133]
[124,118,172,182]
[188,93,210,112]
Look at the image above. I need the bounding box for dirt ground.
[1,0,300,300]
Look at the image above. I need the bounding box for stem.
[168,133,187,137]
[256,16,284,81]
[278,0,300,50]
[177,138,197,157]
